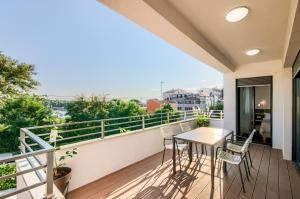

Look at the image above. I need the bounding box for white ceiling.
[100,0,299,72]
[166,0,291,66]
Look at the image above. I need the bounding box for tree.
[0,95,55,153]
[66,96,109,122]
[0,52,38,97]
[209,102,223,110]
[66,97,146,121]
[107,99,146,118]
[154,103,174,114]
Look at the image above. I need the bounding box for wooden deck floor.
[69,145,300,199]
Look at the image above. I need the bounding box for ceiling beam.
[283,0,300,68]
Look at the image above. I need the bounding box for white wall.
[210,119,224,128]
[223,59,293,160]
[58,127,163,191]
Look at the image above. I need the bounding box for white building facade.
[163,89,218,111]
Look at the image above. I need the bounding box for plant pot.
[54,167,72,196]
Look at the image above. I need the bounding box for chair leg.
[161,148,166,165]
[248,151,253,167]
[245,156,251,176]
[175,142,182,171]
[238,164,246,193]
[218,160,223,177]
[177,148,182,171]
[215,157,218,169]
[195,144,199,159]
[243,159,249,181]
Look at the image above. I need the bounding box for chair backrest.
[241,138,251,154]
[249,129,256,143]
[161,124,182,139]
[180,122,193,132]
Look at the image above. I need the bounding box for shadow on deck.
[69,145,300,199]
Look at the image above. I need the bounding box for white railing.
[202,110,224,120]
[0,128,55,199]
[26,110,223,148]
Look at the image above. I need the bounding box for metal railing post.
[46,150,54,198]
[221,110,223,120]
[20,129,26,154]
[167,112,170,123]
[142,115,145,130]
[184,111,187,120]
[101,120,105,139]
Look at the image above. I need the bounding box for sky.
[0,0,222,100]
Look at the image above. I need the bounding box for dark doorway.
[236,76,272,146]
[292,51,300,170]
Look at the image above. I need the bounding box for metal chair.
[226,129,256,168]
[180,122,206,157]
[216,138,251,193]
[160,125,188,169]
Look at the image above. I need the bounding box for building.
[163,88,221,111]
[146,99,161,113]
[146,98,177,113]
[199,87,223,105]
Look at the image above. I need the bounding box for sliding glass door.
[293,76,300,169]
[293,52,300,170]
[236,76,272,145]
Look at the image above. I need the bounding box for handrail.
[0,129,55,198]
[26,110,223,147]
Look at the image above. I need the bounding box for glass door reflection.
[237,77,272,146]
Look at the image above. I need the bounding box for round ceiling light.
[246,49,260,56]
[226,7,249,22]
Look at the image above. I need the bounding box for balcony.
[0,110,223,198]
[1,110,299,198]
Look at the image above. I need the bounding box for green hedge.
[0,164,16,190]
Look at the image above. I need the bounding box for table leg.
[172,137,176,174]
[211,145,215,190]
[188,142,193,163]
[223,132,233,173]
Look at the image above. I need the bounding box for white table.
[172,127,233,190]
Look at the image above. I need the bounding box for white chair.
[161,125,188,169]
[226,129,256,168]
[216,138,251,193]
[180,122,206,157]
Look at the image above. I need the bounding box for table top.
[174,127,233,146]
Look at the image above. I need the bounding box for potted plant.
[53,148,77,196]
[48,127,77,196]
[196,115,210,127]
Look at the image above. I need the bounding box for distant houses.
[146,88,223,113]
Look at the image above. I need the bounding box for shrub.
[0,164,16,190]
[196,116,210,127]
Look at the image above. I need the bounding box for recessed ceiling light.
[226,7,249,22]
[246,49,260,56]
